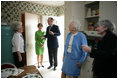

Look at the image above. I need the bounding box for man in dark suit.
[42,17,61,70]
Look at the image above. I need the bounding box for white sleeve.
[14,35,21,52]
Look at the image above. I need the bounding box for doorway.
[22,12,64,68]
[38,15,64,78]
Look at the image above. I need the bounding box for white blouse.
[12,32,24,53]
[67,32,78,53]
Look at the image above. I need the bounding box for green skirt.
[35,44,44,55]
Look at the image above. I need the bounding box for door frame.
[21,13,27,65]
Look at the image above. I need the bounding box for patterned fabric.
[22,73,42,78]
[1,68,24,78]
[1,1,64,23]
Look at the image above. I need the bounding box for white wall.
[64,2,72,42]
[99,1,117,34]
[72,2,86,31]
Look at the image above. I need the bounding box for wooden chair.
[1,63,16,70]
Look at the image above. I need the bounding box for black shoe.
[47,65,53,69]
[41,65,44,68]
[54,66,56,71]
[38,66,40,68]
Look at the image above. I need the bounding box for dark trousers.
[13,52,24,68]
[48,48,58,67]
[93,73,117,78]
[93,70,117,78]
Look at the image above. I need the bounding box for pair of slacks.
[48,48,58,67]
[13,52,24,68]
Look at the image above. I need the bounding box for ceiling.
[29,1,64,7]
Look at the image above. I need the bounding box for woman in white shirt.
[10,21,25,68]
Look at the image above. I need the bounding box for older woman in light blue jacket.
[61,19,88,78]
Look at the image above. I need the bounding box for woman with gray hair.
[61,19,88,78]
[10,21,25,68]
[82,20,117,78]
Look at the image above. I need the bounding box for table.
[9,65,43,78]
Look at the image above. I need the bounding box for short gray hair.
[10,21,22,31]
[96,20,115,32]
[48,17,54,21]
[69,18,81,31]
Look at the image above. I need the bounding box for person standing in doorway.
[35,23,46,68]
[41,17,61,70]
[10,21,25,68]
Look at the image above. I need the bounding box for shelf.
[85,15,99,19]
[82,31,102,38]
[85,1,99,8]
[85,1,99,31]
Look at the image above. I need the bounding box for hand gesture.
[41,44,44,47]
[41,36,45,39]
[82,45,91,53]
[19,56,22,62]
[77,62,82,67]
[49,31,54,35]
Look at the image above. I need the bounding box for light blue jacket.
[64,32,88,63]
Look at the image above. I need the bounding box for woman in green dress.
[35,23,46,68]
